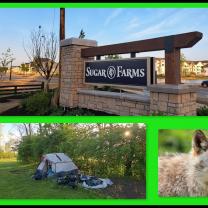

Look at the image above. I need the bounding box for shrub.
[197,105,208,116]
[22,91,52,115]
[151,111,165,116]
[65,108,95,116]
[17,124,146,179]
[49,107,65,116]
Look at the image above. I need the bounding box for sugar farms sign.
[84,57,155,87]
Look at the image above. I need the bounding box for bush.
[151,111,165,116]
[17,124,146,179]
[65,108,95,116]
[197,106,208,116]
[49,107,65,116]
[22,91,52,115]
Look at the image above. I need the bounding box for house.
[155,58,208,76]
[202,64,208,76]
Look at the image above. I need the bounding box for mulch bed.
[0,106,116,116]
[100,177,146,199]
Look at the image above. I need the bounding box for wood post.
[41,82,44,90]
[130,52,136,58]
[14,86,17,94]
[165,48,181,84]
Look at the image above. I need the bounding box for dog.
[159,130,208,197]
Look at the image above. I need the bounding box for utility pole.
[57,8,65,105]
[60,8,65,40]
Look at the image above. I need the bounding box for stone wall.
[59,38,97,108]
[149,84,197,116]
[77,89,150,116]
[59,38,199,116]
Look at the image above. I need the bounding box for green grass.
[0,159,109,199]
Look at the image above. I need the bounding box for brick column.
[59,38,97,108]
[149,84,197,116]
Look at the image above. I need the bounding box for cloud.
[126,17,140,31]
[104,8,124,26]
[128,9,188,40]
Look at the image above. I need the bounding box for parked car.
[201,80,208,88]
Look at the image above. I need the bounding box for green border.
[0,3,208,8]
[0,116,208,205]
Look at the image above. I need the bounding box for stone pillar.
[59,38,97,108]
[149,84,197,116]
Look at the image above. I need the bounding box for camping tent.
[36,153,78,176]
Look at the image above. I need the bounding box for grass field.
[0,159,109,199]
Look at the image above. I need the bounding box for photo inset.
[158,129,208,197]
[0,8,207,116]
[0,123,146,199]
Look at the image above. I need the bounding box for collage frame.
[0,2,208,206]
[0,116,208,205]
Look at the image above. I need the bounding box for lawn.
[0,159,108,199]
[0,159,145,199]
[0,159,146,199]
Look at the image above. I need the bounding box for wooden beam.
[81,31,202,57]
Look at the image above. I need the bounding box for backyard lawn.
[0,159,146,199]
[0,159,108,199]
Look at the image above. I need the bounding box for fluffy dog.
[159,130,208,197]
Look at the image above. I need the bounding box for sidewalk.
[0,99,21,115]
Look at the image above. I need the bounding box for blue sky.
[0,8,208,65]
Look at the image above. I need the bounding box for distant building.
[155,58,208,76]
[12,58,59,74]
[202,64,208,76]
[155,58,165,75]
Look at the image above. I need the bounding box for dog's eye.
[200,142,208,151]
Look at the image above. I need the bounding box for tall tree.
[79,29,85,39]
[180,52,187,77]
[24,26,58,92]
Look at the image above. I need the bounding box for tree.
[19,63,30,75]
[0,67,7,80]
[0,125,3,152]
[24,26,59,92]
[180,52,187,77]
[16,124,146,179]
[0,48,15,80]
[79,29,85,39]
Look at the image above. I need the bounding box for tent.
[34,153,78,179]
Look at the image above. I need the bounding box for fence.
[0,82,44,96]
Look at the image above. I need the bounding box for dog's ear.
[192,130,208,155]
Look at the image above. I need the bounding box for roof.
[203,64,208,68]
[155,57,208,63]
[44,153,73,163]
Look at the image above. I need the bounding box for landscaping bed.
[0,91,116,116]
[0,106,116,116]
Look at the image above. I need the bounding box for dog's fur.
[159,130,208,197]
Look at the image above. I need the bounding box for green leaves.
[17,124,146,179]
